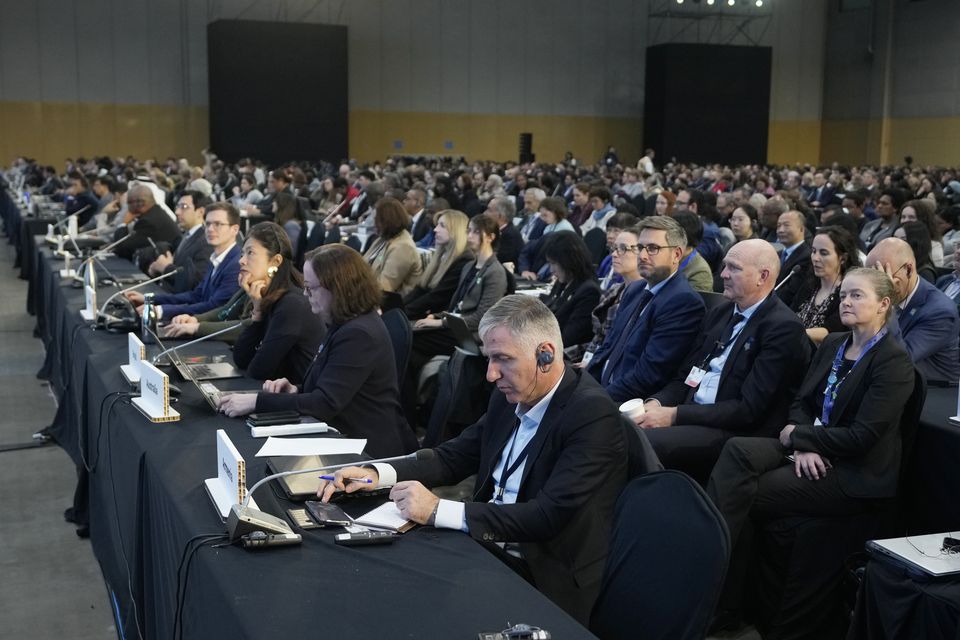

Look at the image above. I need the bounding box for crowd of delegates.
[8,149,960,631]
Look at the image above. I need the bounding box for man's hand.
[217,393,257,417]
[414,315,443,329]
[635,405,677,429]
[520,271,538,281]
[170,314,197,325]
[779,424,797,448]
[162,322,198,338]
[318,466,380,502]
[390,481,440,525]
[148,251,173,276]
[794,451,832,480]
[126,291,145,306]
[262,378,298,394]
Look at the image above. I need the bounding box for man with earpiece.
[318,295,629,625]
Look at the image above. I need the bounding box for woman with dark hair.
[272,191,307,261]
[403,210,473,319]
[791,225,862,344]
[895,221,937,283]
[230,173,263,212]
[936,205,960,269]
[900,199,943,266]
[729,204,759,242]
[456,173,478,212]
[219,244,416,457]
[518,196,575,281]
[540,231,601,346]
[363,197,422,294]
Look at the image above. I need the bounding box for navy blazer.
[789,332,914,499]
[391,366,628,624]
[935,272,960,311]
[897,277,960,384]
[255,311,417,458]
[232,290,325,384]
[652,295,812,435]
[153,243,241,317]
[163,227,212,293]
[589,274,706,403]
[775,242,812,309]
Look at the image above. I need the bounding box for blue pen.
[319,475,373,483]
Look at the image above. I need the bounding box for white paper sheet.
[255,436,366,457]
[352,501,411,532]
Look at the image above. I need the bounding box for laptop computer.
[866,533,960,577]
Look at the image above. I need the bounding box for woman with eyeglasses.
[219,244,417,458]
[571,226,644,365]
[162,222,324,383]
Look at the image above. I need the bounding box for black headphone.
[536,347,554,370]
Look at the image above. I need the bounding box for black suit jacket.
[403,253,473,320]
[163,227,212,293]
[543,278,601,347]
[233,290,325,384]
[496,223,523,266]
[789,332,914,499]
[410,210,433,243]
[113,205,182,261]
[255,311,417,457]
[652,295,811,435]
[776,242,812,309]
[392,367,628,624]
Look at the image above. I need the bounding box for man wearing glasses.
[867,237,960,385]
[126,202,242,320]
[112,184,181,261]
[636,239,811,484]
[588,216,705,402]
[147,190,214,293]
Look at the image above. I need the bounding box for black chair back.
[583,227,609,267]
[620,415,663,479]
[422,347,491,447]
[700,290,727,313]
[591,471,730,640]
[381,308,412,388]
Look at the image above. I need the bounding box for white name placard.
[120,333,146,384]
[131,360,179,423]
[204,429,258,518]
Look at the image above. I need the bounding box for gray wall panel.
[111,0,152,104]
[75,0,115,103]
[0,1,42,100]
[466,1,500,114]
[36,0,79,101]
[438,0,471,114]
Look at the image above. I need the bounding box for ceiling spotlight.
[707,0,715,4]
[677,0,683,4]
[755,0,763,5]
[727,0,735,5]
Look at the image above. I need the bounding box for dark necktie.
[712,311,746,358]
[601,288,654,385]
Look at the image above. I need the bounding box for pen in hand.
[319,475,373,484]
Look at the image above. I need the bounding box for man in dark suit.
[112,184,181,261]
[588,216,706,402]
[774,210,812,308]
[808,172,836,208]
[147,190,213,293]
[636,239,811,483]
[64,174,99,228]
[486,196,523,267]
[868,237,960,385]
[319,295,628,624]
[403,187,432,243]
[126,202,241,319]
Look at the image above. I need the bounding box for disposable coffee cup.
[619,398,646,421]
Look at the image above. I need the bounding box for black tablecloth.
[913,388,960,534]
[30,245,594,640]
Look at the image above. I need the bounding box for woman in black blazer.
[403,210,473,320]
[707,267,914,614]
[539,231,601,347]
[231,222,325,383]
[220,244,417,458]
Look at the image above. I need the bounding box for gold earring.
[267,266,278,277]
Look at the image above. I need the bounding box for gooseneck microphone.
[227,449,435,540]
[150,322,245,365]
[774,264,803,292]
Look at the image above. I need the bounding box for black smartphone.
[304,501,352,526]
[246,411,300,427]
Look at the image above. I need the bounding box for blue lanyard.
[820,328,886,426]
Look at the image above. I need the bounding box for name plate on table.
[79,260,98,320]
[120,333,146,385]
[204,429,259,519]
[130,360,180,423]
[66,215,78,238]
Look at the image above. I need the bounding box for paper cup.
[619,398,646,421]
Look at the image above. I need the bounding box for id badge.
[581,350,595,367]
[685,366,707,388]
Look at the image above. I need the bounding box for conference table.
[27,236,594,639]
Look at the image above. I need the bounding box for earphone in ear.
[536,349,554,369]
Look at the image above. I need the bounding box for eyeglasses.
[891,263,909,277]
[612,244,639,255]
[127,199,145,206]
[303,283,322,295]
[636,244,678,256]
[204,220,231,229]
[176,203,193,210]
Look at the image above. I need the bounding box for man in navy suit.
[774,210,812,308]
[126,202,242,320]
[588,216,705,402]
[868,238,960,385]
[636,239,812,483]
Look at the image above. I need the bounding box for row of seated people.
[90,181,937,630]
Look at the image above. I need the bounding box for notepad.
[352,501,416,533]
